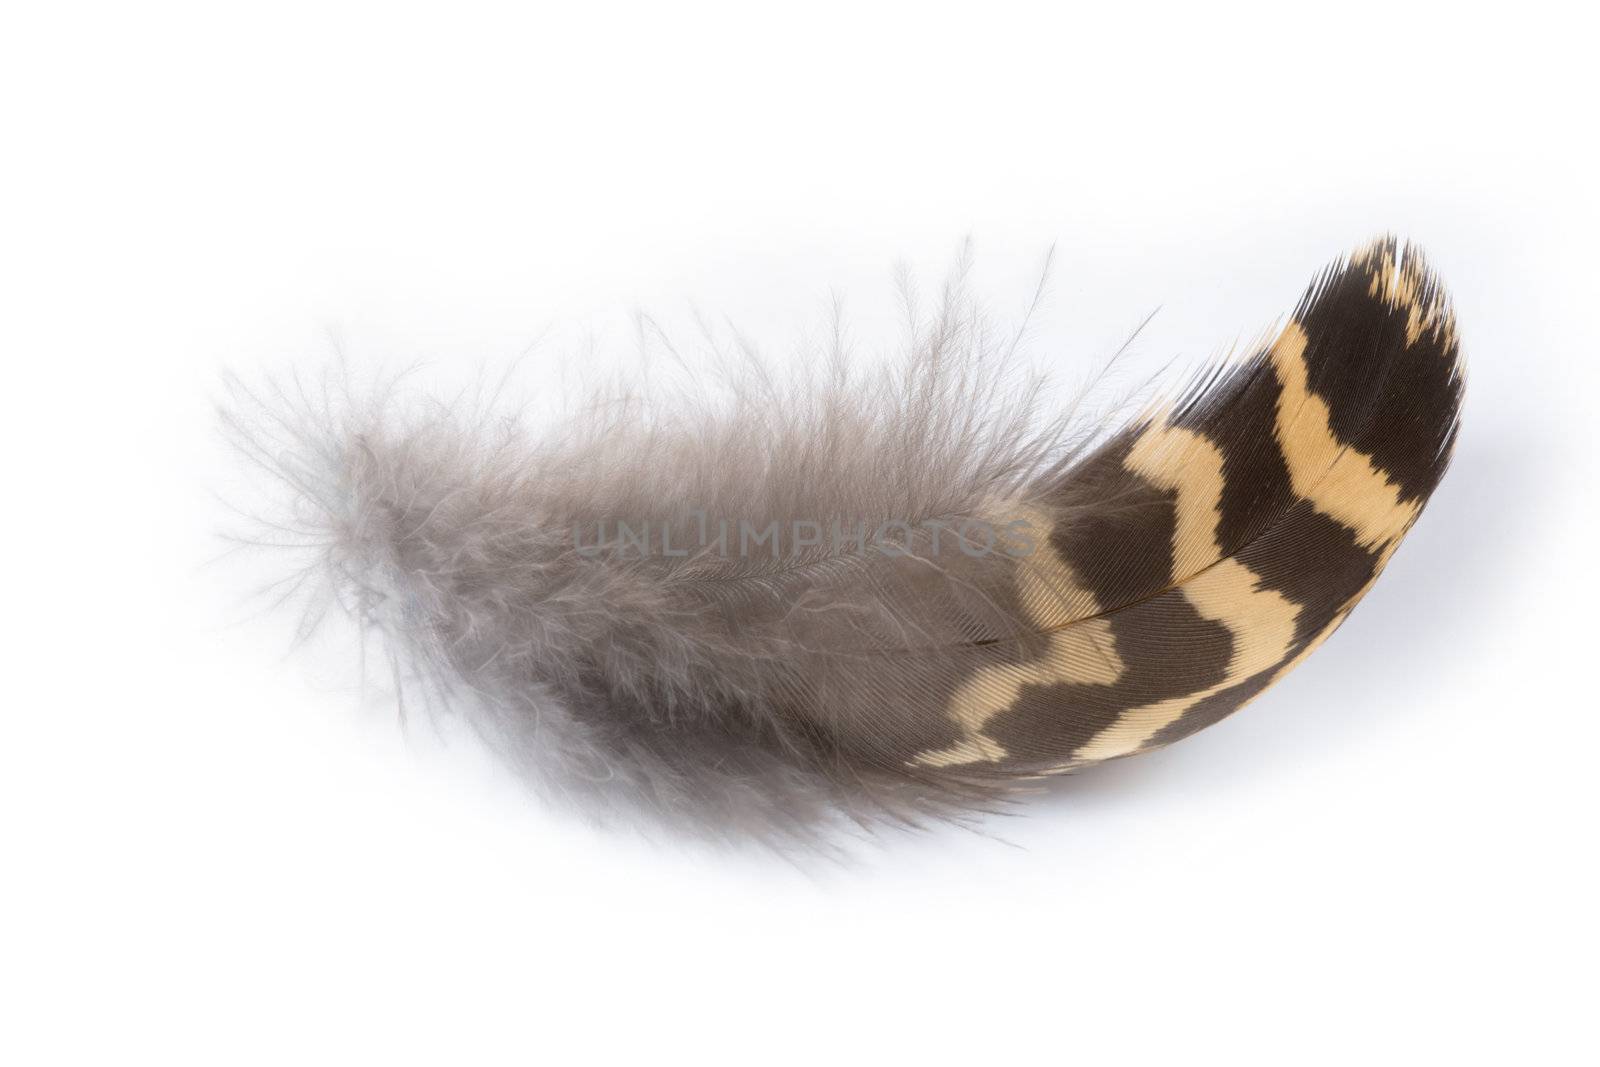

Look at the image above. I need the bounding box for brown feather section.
[916,238,1463,774]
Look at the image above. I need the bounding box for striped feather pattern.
[910,238,1463,776]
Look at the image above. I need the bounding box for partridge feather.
[223,238,1463,842]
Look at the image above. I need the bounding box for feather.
[221,238,1464,845]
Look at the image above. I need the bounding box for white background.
[4,2,1597,1063]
